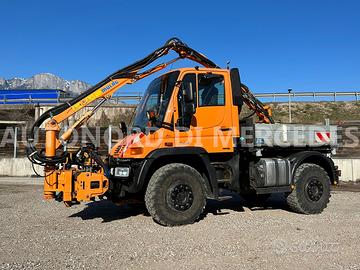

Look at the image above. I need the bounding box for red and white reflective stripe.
[315,132,331,143]
[120,132,145,157]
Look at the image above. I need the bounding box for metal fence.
[0,95,142,104]
[0,91,360,105]
[257,91,360,102]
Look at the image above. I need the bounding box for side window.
[198,74,225,106]
[177,73,197,113]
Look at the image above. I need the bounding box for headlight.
[113,167,130,177]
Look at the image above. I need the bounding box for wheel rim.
[167,184,194,211]
[306,178,324,202]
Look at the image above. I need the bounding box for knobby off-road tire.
[145,163,206,226]
[287,163,331,214]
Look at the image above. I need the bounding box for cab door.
[174,71,234,153]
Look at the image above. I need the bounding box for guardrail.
[0,95,142,104]
[0,91,359,105]
[257,91,360,102]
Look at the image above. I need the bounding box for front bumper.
[108,157,147,194]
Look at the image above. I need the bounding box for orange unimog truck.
[27,38,340,226]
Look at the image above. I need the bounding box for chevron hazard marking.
[315,132,331,143]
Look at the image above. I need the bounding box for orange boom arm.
[27,38,220,166]
[27,37,273,167]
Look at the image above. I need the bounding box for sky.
[0,0,359,95]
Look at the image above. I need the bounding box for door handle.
[220,127,232,131]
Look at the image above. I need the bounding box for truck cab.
[108,67,339,226]
[111,68,240,159]
[27,38,340,226]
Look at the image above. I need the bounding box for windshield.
[133,71,180,131]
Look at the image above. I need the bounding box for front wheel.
[145,163,206,226]
[287,163,331,214]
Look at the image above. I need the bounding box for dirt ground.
[0,183,359,270]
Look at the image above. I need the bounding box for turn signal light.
[129,147,144,155]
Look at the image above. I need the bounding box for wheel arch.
[287,151,338,184]
[135,147,218,199]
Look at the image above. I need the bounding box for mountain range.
[0,73,91,94]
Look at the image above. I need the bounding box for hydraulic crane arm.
[27,38,220,166]
[240,84,274,124]
[27,37,273,167]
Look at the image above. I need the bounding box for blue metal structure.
[0,89,66,104]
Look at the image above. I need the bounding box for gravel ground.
[0,183,359,270]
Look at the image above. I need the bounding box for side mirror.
[146,110,157,127]
[120,121,127,136]
[178,81,196,128]
[183,81,194,103]
[183,100,196,115]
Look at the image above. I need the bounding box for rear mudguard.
[287,151,338,184]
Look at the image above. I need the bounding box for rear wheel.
[145,163,206,226]
[287,163,331,214]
